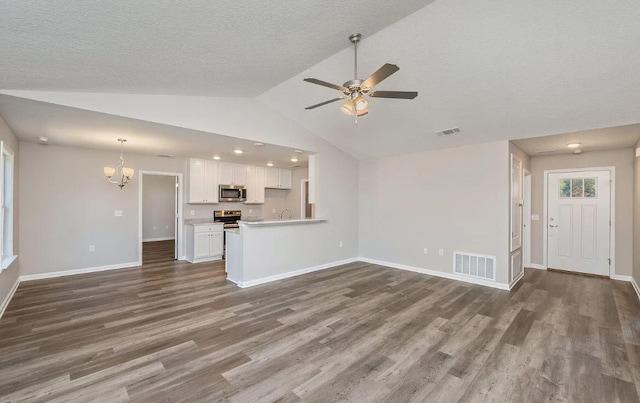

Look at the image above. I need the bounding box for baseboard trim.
[529,264,547,270]
[611,274,634,282]
[0,276,20,319]
[631,277,640,302]
[142,237,175,243]
[20,261,140,282]
[357,257,510,291]
[237,258,358,288]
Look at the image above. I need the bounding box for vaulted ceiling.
[1,0,639,159]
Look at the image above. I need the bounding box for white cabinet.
[219,163,247,186]
[265,168,292,189]
[188,159,218,204]
[245,166,265,204]
[186,223,224,263]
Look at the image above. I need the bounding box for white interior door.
[547,170,610,276]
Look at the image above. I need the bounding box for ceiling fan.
[303,33,418,123]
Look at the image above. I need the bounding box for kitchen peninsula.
[225,218,328,287]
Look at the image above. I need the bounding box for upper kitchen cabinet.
[265,168,292,189]
[219,163,247,186]
[188,158,219,204]
[245,166,265,204]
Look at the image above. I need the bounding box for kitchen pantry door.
[547,170,611,276]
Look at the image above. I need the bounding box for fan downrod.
[348,33,362,44]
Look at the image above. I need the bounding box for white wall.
[358,141,511,286]
[530,148,635,275]
[0,114,19,310]
[508,142,531,282]
[142,174,176,241]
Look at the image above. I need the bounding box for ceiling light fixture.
[573,149,583,155]
[234,149,243,154]
[304,33,418,125]
[291,157,299,162]
[267,162,274,167]
[37,136,49,143]
[213,155,221,160]
[104,138,134,189]
[567,142,581,148]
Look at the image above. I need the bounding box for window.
[0,142,16,271]
[559,177,597,199]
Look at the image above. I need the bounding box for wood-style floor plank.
[1,242,640,402]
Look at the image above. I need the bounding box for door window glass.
[559,177,597,198]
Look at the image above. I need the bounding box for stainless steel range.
[214,210,241,258]
[213,210,242,229]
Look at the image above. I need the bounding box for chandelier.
[103,138,134,189]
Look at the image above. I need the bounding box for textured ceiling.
[512,124,640,156]
[0,95,309,168]
[2,0,640,160]
[258,0,640,159]
[0,0,434,97]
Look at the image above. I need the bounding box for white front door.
[547,170,610,276]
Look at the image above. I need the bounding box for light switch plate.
[114,210,123,217]
[438,249,444,257]
[531,214,540,221]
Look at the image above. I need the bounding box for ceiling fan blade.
[303,78,347,92]
[361,63,400,90]
[305,97,344,110]
[369,90,418,99]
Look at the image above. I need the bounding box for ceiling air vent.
[156,154,175,158]
[436,127,461,136]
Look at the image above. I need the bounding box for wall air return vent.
[436,127,461,136]
[453,251,496,281]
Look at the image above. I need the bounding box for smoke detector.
[435,127,461,136]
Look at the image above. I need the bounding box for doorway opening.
[543,167,614,277]
[138,171,183,265]
[301,179,315,219]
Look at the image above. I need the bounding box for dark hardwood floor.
[1,258,640,402]
[142,240,175,264]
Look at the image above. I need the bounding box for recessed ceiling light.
[234,149,243,154]
[567,142,581,148]
[213,155,221,160]
[254,142,264,147]
[291,157,299,162]
[37,136,49,142]
[267,162,274,167]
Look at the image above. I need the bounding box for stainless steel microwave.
[219,185,246,202]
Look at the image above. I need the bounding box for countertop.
[184,219,224,226]
[238,218,327,227]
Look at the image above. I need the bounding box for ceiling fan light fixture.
[340,100,368,117]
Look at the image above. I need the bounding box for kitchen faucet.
[279,208,293,220]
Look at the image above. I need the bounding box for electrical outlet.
[114,210,123,217]
[190,210,195,216]
[89,245,95,252]
[153,226,157,230]
[423,247,428,255]
[249,209,253,214]
[339,241,343,248]
[272,208,276,213]
[438,249,444,257]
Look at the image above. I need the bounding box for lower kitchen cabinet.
[186,223,224,263]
